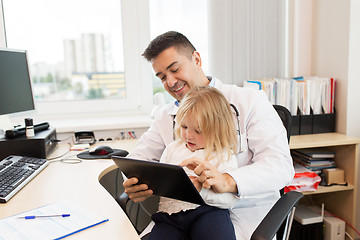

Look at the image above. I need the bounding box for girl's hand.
[179,157,203,171]
[180,157,238,194]
[189,176,202,192]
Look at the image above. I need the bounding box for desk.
[0,139,140,240]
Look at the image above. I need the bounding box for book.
[293,158,335,167]
[294,205,323,225]
[292,149,335,159]
[293,158,336,171]
[0,201,108,239]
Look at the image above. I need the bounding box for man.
[123,31,294,239]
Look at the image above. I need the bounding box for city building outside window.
[0,0,152,120]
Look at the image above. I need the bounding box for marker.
[19,214,71,220]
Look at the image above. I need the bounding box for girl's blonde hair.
[175,87,237,163]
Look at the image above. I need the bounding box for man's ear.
[192,51,202,67]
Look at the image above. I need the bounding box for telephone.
[74,131,96,145]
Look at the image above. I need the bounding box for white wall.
[289,0,313,77]
[311,0,351,134]
[347,0,360,232]
[310,0,360,232]
[347,1,360,136]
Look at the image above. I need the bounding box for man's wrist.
[224,173,238,194]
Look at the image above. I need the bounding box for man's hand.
[180,157,238,194]
[123,177,153,202]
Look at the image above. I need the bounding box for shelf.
[301,184,354,195]
[288,132,359,238]
[290,132,360,149]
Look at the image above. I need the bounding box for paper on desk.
[70,143,90,151]
[0,201,108,240]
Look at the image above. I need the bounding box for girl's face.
[180,114,205,152]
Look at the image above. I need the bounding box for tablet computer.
[112,156,206,205]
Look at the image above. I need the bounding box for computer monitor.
[0,48,35,131]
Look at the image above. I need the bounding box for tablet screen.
[112,156,206,205]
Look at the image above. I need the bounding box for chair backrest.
[273,105,292,143]
[251,191,303,240]
[273,104,293,230]
[116,191,159,235]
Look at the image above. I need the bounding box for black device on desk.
[5,122,50,139]
[0,128,57,160]
[74,131,96,145]
[0,48,35,118]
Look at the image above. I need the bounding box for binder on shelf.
[312,111,336,134]
[291,115,300,136]
[290,108,336,136]
[243,76,336,136]
[292,148,335,159]
[300,114,313,135]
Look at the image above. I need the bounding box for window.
[1,0,153,119]
[1,0,288,123]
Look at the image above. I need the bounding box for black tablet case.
[112,156,206,205]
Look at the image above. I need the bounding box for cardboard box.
[324,168,345,185]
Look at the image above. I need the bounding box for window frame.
[0,0,153,121]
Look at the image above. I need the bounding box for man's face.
[151,46,207,101]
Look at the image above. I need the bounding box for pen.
[19,214,71,219]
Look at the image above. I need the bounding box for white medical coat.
[128,77,294,239]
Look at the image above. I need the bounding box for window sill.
[50,115,152,133]
[9,113,152,134]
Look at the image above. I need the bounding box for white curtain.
[208,0,288,85]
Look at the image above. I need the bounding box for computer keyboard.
[0,155,48,203]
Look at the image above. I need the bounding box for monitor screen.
[0,48,35,116]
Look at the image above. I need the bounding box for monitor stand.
[0,116,14,138]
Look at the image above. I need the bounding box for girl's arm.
[182,154,239,209]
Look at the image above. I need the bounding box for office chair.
[273,105,292,143]
[251,191,303,240]
[117,188,303,240]
[116,104,294,239]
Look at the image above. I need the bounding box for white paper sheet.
[0,202,108,240]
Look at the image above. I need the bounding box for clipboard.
[112,156,206,205]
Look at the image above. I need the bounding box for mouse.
[89,145,114,155]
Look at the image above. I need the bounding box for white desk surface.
[0,139,140,240]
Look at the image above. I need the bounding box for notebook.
[112,156,206,205]
[0,201,108,239]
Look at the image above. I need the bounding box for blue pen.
[19,214,71,219]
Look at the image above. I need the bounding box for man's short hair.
[142,31,196,61]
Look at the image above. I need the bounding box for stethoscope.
[173,101,243,153]
[230,103,243,153]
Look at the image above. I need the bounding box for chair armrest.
[116,192,130,212]
[251,191,303,240]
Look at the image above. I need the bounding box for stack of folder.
[244,76,336,135]
[243,76,335,116]
[291,148,336,171]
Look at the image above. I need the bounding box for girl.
[149,87,238,240]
